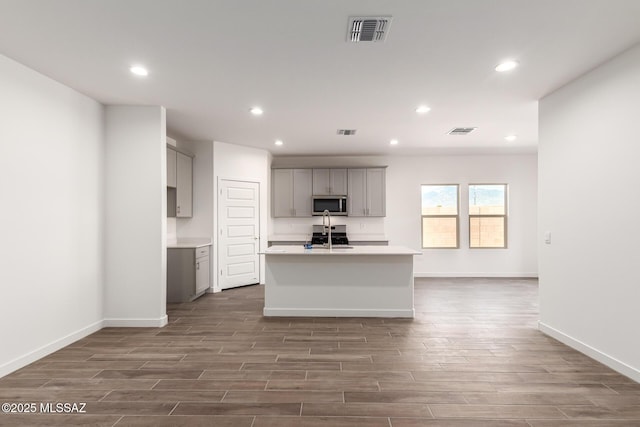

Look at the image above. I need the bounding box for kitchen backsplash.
[167,217,177,242]
[270,216,385,239]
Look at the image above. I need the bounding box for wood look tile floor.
[1,278,639,426]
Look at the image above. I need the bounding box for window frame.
[468,183,508,249]
[420,184,460,249]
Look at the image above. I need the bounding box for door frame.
[216,177,261,292]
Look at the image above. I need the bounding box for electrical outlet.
[360,223,365,229]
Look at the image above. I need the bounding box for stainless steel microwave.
[312,195,348,216]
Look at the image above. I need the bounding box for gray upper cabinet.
[176,152,192,217]
[273,169,293,218]
[167,146,193,218]
[167,147,177,188]
[347,168,386,217]
[273,168,312,217]
[312,168,347,195]
[347,168,367,216]
[293,169,313,216]
[366,168,386,217]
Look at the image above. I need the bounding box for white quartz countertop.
[167,238,212,249]
[261,245,421,256]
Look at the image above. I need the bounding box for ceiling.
[1,1,639,156]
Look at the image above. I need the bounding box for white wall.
[104,106,167,326]
[271,154,538,277]
[0,54,105,376]
[389,155,538,277]
[213,141,270,290]
[539,44,640,381]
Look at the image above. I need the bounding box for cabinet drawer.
[196,246,210,258]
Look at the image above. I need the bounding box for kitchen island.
[261,245,421,318]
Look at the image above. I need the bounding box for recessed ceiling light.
[129,65,148,76]
[495,60,518,72]
[415,105,431,114]
[250,107,263,116]
[504,135,517,142]
[274,140,283,146]
[390,139,399,145]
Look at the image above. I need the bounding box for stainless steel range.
[310,224,349,246]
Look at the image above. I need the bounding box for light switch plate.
[544,231,551,244]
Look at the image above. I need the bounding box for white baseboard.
[103,315,168,327]
[1,314,169,378]
[538,321,640,383]
[264,308,415,318]
[0,319,104,378]
[414,272,538,278]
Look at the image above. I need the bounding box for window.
[421,184,459,248]
[469,184,507,248]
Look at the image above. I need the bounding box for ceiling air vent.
[337,129,357,136]
[348,16,392,42]
[448,127,477,135]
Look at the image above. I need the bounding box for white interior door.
[219,179,260,289]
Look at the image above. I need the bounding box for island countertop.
[260,245,421,256]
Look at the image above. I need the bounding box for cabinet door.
[312,169,331,195]
[347,168,367,217]
[167,248,196,303]
[195,254,210,294]
[312,169,347,195]
[330,169,348,195]
[167,147,177,188]
[273,169,294,217]
[176,152,192,217]
[292,169,312,217]
[366,168,386,217]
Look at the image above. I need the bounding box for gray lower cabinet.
[167,246,210,303]
[195,247,210,295]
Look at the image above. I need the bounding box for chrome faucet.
[322,209,332,250]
